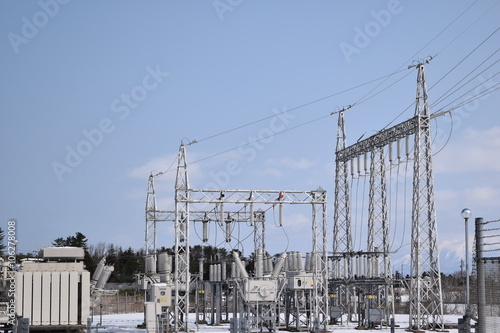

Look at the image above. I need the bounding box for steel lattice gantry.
[172,144,329,333]
[408,64,444,331]
[334,63,444,331]
[332,110,356,320]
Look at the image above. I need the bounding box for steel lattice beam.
[336,116,419,163]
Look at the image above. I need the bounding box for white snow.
[89,313,465,333]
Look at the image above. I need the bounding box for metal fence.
[472,217,500,333]
[93,291,144,315]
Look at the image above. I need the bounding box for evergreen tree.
[0,228,5,257]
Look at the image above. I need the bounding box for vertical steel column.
[409,63,444,331]
[175,144,190,332]
[367,146,390,277]
[311,188,329,331]
[333,111,354,317]
[145,174,158,259]
[253,207,265,254]
[475,217,486,333]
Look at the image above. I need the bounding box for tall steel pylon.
[334,62,444,330]
[333,111,353,277]
[367,147,390,278]
[409,63,444,331]
[145,174,158,259]
[332,110,355,319]
[175,144,190,332]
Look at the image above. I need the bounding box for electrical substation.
[138,62,450,333]
[2,59,494,333]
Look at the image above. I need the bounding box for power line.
[192,70,407,145]
[428,27,499,92]
[431,50,499,109]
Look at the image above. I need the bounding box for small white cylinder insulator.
[231,262,236,279]
[305,252,312,273]
[367,257,372,278]
[209,265,214,282]
[374,256,379,277]
[225,220,232,243]
[158,253,171,274]
[92,258,106,282]
[216,264,222,282]
[279,203,283,227]
[271,252,287,278]
[232,251,249,279]
[357,155,361,175]
[356,256,361,277]
[297,252,304,271]
[145,255,156,274]
[284,254,289,272]
[397,138,402,160]
[363,256,368,277]
[389,142,393,163]
[267,257,274,274]
[350,159,354,176]
[202,221,209,243]
[249,203,254,226]
[96,266,114,289]
[221,261,227,281]
[406,135,410,156]
[288,251,294,271]
[198,259,204,281]
[256,248,264,278]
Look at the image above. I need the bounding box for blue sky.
[1,0,499,273]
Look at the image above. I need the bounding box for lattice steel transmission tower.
[408,63,444,331]
[174,144,190,332]
[145,174,158,259]
[334,62,444,330]
[333,111,353,278]
[332,110,355,320]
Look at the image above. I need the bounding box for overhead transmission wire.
[430,49,500,109]
[381,1,492,130]
[354,0,480,120]
[152,3,483,176]
[434,75,500,113]
[380,26,499,134]
[428,27,499,92]
[191,69,407,146]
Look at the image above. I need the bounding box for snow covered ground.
[89,313,464,333]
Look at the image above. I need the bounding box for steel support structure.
[366,146,392,326]
[311,189,329,331]
[332,111,355,319]
[253,208,266,254]
[145,175,158,258]
[174,144,190,332]
[171,144,329,333]
[408,64,444,331]
[367,146,390,277]
[334,63,444,331]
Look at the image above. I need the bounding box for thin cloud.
[266,157,316,170]
[434,126,500,173]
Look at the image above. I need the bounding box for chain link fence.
[471,217,500,333]
[93,291,144,315]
